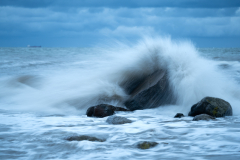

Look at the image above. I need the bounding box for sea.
[0,38,240,160]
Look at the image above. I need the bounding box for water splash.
[0,37,240,115]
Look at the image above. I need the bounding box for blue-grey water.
[0,38,240,160]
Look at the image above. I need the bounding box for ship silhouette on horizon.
[27,45,41,48]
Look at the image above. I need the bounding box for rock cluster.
[79,95,234,149]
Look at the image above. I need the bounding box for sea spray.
[0,37,240,115]
[1,38,240,159]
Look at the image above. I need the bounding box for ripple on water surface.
[0,109,240,160]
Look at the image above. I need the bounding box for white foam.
[0,37,240,115]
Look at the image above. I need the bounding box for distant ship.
[27,45,41,48]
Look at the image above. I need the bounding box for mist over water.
[1,37,240,159]
[0,37,240,115]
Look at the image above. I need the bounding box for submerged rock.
[106,115,132,125]
[66,135,105,142]
[122,70,175,111]
[86,104,129,118]
[193,114,216,121]
[174,113,184,118]
[137,141,158,149]
[188,97,232,117]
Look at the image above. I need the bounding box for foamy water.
[0,38,240,159]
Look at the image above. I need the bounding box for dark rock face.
[137,141,158,149]
[106,116,132,125]
[86,107,95,117]
[66,135,105,142]
[193,114,216,121]
[122,70,175,111]
[188,97,232,117]
[174,113,184,118]
[86,104,129,118]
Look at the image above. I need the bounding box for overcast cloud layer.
[0,0,240,47]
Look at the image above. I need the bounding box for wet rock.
[137,141,158,149]
[114,107,129,111]
[174,113,184,118]
[193,114,216,121]
[86,106,95,117]
[122,70,175,111]
[66,135,105,142]
[86,104,129,118]
[188,97,232,117]
[106,116,132,125]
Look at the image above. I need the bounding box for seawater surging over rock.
[121,70,175,111]
[106,115,132,125]
[82,38,238,114]
[193,114,216,121]
[66,135,105,142]
[86,69,175,115]
[137,141,158,149]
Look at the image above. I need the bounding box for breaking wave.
[0,37,240,115]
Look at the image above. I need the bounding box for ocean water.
[0,38,240,160]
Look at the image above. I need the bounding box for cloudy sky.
[0,0,240,47]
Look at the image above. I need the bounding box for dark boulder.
[86,106,95,117]
[193,114,216,121]
[174,113,184,118]
[188,97,232,117]
[66,135,105,142]
[86,104,129,118]
[106,115,132,125]
[137,141,158,149]
[122,70,175,111]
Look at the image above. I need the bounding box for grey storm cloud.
[0,0,240,47]
[1,7,239,36]
[1,0,240,8]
